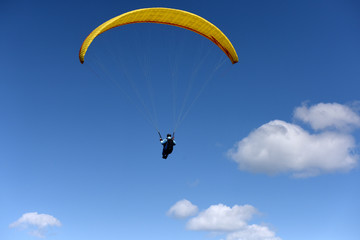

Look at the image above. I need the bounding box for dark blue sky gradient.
[1,1,360,240]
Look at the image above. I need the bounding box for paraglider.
[79,7,238,159]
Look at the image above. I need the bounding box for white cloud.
[187,204,257,232]
[228,120,358,177]
[167,199,199,219]
[226,224,281,240]
[294,102,360,131]
[168,201,282,240]
[10,212,61,238]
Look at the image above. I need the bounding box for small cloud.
[170,201,281,240]
[167,199,199,219]
[10,212,61,238]
[294,102,360,131]
[228,120,358,177]
[226,224,281,240]
[187,204,257,232]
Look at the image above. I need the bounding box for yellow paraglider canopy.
[79,7,238,64]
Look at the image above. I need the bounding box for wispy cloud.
[10,212,61,238]
[168,200,281,240]
[167,199,199,219]
[188,179,200,187]
[228,102,359,178]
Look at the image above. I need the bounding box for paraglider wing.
[79,7,238,64]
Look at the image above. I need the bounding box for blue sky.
[1,0,360,240]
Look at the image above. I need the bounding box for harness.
[164,138,174,152]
